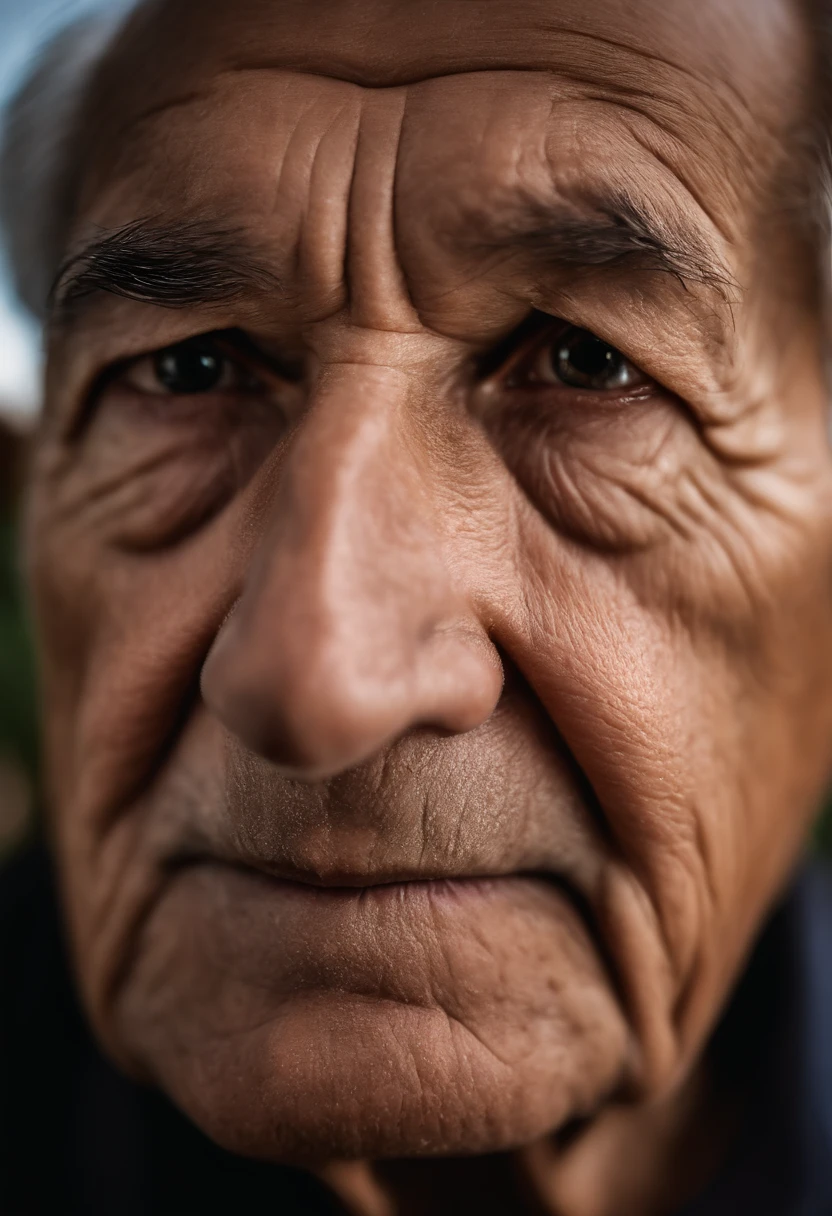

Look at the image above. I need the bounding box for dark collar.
[682,866,832,1216]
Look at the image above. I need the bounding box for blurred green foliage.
[815,794,832,856]
[0,511,38,785]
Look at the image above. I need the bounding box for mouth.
[157,831,617,1002]
[171,836,568,887]
[198,856,622,1007]
[264,875,528,923]
[164,851,595,932]
[171,850,543,902]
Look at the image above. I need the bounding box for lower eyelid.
[501,383,658,409]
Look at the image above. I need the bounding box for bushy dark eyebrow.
[479,187,733,296]
[48,218,281,326]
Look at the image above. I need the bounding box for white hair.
[0,11,129,317]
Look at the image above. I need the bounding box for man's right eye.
[121,335,263,396]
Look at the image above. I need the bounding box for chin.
[107,861,631,1162]
[153,991,620,1162]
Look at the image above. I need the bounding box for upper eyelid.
[475,311,571,381]
[121,349,251,393]
[495,320,665,404]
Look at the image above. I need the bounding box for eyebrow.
[48,218,281,326]
[481,186,732,295]
[48,190,730,329]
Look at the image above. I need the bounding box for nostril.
[417,623,505,728]
[202,615,401,773]
[202,615,503,781]
[204,664,408,779]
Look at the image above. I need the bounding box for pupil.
[567,335,613,378]
[556,331,624,388]
[155,341,223,394]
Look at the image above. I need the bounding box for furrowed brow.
[489,187,733,296]
[48,218,280,327]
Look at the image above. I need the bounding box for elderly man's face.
[26,0,832,1165]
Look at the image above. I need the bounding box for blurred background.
[0,0,124,853]
[0,0,829,860]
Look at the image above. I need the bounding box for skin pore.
[24,0,832,1212]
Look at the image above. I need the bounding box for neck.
[318,1054,743,1216]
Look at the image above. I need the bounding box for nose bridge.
[202,357,503,778]
[276,361,440,635]
[261,360,455,686]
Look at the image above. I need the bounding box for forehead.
[104,0,803,95]
[69,0,811,339]
[77,0,810,232]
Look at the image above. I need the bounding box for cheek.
[485,392,700,550]
[496,442,832,1081]
[57,390,286,549]
[23,391,287,800]
[499,555,713,1032]
[23,463,251,1019]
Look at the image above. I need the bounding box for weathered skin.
[25,0,832,1211]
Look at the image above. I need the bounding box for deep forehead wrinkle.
[116,63,674,155]
[219,33,706,95]
[75,0,807,293]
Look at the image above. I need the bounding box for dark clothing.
[1,844,832,1215]
[0,845,336,1216]
[679,864,832,1216]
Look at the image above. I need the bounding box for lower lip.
[158,860,595,1002]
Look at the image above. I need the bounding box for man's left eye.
[518,326,648,392]
[122,335,260,396]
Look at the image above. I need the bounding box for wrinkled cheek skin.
[26,495,630,1160]
[27,425,832,1165]
[36,448,832,1149]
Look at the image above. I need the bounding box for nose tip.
[202,607,502,780]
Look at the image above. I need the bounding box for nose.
[201,362,503,779]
